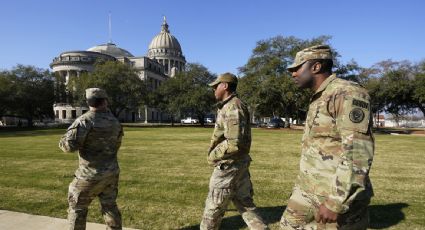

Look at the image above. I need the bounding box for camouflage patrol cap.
[287,45,333,71]
[85,88,108,100]
[208,72,238,87]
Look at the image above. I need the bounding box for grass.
[0,127,424,229]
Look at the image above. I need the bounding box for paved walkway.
[0,210,138,230]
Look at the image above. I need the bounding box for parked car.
[252,121,266,128]
[181,117,199,124]
[204,117,214,123]
[266,118,285,128]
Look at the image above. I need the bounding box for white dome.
[149,32,182,51]
[148,18,182,52]
[87,43,134,58]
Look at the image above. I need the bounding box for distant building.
[373,114,385,127]
[384,117,425,128]
[50,17,186,123]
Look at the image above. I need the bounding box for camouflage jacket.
[208,94,252,165]
[59,110,123,180]
[296,74,374,214]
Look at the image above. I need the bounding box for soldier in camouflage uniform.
[59,88,123,230]
[280,45,374,230]
[200,73,268,230]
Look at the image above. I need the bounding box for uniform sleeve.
[324,91,374,213]
[116,126,124,151]
[208,109,225,153]
[58,118,91,153]
[208,105,246,162]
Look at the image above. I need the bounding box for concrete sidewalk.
[0,210,138,230]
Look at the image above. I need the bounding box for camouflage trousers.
[200,160,268,230]
[68,174,122,230]
[280,186,369,230]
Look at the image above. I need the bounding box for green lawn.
[0,127,424,229]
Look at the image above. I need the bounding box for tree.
[256,75,285,117]
[372,61,416,126]
[238,35,335,125]
[412,61,425,116]
[0,71,16,117]
[74,61,147,118]
[10,65,55,127]
[153,63,216,126]
[363,76,385,124]
[361,60,425,126]
[151,73,185,125]
[237,74,262,123]
[335,59,370,84]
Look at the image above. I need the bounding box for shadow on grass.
[0,127,66,137]
[178,206,285,230]
[369,202,408,229]
[179,203,408,229]
[374,127,425,135]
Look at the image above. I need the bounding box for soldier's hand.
[315,204,338,224]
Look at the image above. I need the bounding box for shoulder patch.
[352,99,369,110]
[339,96,370,133]
[349,108,365,123]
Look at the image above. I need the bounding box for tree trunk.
[249,105,256,124]
[285,114,291,128]
[27,116,33,128]
[198,113,205,127]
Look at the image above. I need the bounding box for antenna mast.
[108,12,112,43]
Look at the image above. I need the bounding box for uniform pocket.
[310,100,337,138]
[210,163,239,189]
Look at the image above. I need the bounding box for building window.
[71,110,77,119]
[82,110,87,114]
[62,110,66,119]
[55,110,59,118]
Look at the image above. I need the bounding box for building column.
[65,71,71,103]
[61,71,66,102]
[72,71,80,92]
[65,70,70,85]
[138,108,141,121]
[168,59,171,75]
[144,105,148,123]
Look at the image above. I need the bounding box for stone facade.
[50,17,185,123]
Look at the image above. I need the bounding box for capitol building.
[50,17,185,123]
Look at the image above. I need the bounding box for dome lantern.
[161,16,170,33]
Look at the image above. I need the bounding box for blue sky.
[0,0,424,75]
